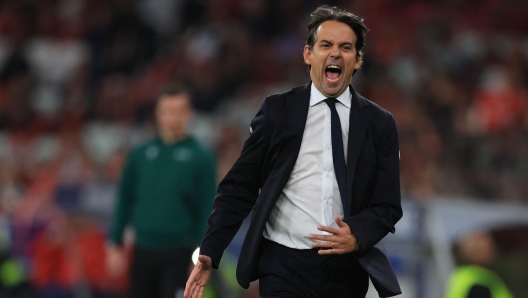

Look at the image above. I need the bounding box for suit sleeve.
[108,149,137,246]
[192,148,218,245]
[199,99,270,269]
[344,115,402,254]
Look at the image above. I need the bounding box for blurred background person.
[444,231,513,298]
[106,85,217,298]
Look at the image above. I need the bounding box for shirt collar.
[309,83,351,108]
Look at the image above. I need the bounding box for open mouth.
[325,65,341,83]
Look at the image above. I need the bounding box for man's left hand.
[308,216,360,255]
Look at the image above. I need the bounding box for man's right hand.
[106,246,127,277]
[184,255,213,298]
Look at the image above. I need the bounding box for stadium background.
[0,0,527,297]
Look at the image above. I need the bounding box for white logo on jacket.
[145,146,159,160]
[173,148,192,162]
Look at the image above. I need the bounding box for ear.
[186,109,195,122]
[354,55,362,70]
[183,98,195,121]
[303,45,312,66]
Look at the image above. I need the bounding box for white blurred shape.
[192,247,200,265]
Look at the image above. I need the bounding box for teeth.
[327,65,341,70]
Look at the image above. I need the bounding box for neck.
[160,132,186,144]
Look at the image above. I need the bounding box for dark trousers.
[258,240,369,298]
[129,247,193,298]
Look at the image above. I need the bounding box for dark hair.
[157,83,191,102]
[307,5,368,72]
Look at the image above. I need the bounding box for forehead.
[157,94,190,108]
[315,20,357,44]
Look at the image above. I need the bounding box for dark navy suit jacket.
[200,83,403,297]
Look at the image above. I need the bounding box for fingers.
[313,218,349,235]
[308,225,340,250]
[183,283,192,298]
[315,224,340,234]
[335,215,348,228]
[317,247,343,255]
[308,233,335,242]
[106,248,126,277]
[310,239,334,249]
[184,280,193,297]
[184,267,197,298]
[184,273,205,298]
[197,255,212,269]
[185,284,203,298]
[184,255,213,298]
[192,282,202,298]
[312,240,351,255]
[310,240,346,255]
[308,219,358,255]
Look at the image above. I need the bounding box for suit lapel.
[275,83,311,179]
[346,86,371,214]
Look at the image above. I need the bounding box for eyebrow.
[319,40,354,46]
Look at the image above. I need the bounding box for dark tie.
[324,98,348,214]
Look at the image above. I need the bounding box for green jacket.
[445,265,513,298]
[109,136,217,250]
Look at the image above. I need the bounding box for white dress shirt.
[263,84,351,249]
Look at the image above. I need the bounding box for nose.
[330,45,341,59]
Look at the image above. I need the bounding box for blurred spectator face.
[459,231,496,266]
[156,94,193,141]
[303,21,361,98]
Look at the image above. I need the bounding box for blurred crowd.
[0,0,527,296]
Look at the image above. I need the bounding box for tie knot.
[324,98,338,108]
